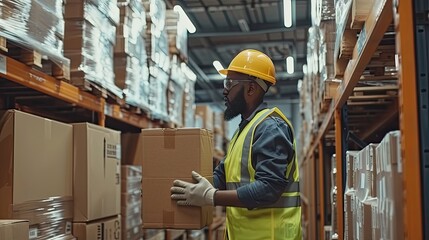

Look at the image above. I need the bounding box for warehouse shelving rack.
[0,54,171,131]
[301,0,426,239]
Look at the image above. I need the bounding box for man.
[171,49,302,240]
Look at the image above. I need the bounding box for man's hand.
[171,171,217,206]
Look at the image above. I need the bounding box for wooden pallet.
[0,37,70,81]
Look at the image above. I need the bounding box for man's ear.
[246,82,257,95]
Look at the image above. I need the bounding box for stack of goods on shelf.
[375,131,403,240]
[0,110,75,239]
[167,55,186,126]
[343,151,357,240]
[0,0,70,79]
[72,123,121,239]
[342,131,403,239]
[121,165,143,240]
[182,72,197,127]
[115,0,150,111]
[64,0,122,98]
[213,111,226,158]
[121,128,214,229]
[143,0,170,121]
[299,0,340,160]
[165,8,188,62]
[195,104,214,133]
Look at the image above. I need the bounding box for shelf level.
[0,54,160,129]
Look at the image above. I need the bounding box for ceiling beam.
[189,23,311,38]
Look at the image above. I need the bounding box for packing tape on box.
[163,210,175,225]
[163,129,176,149]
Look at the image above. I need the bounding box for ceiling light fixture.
[174,5,196,33]
[213,61,226,76]
[238,19,250,32]
[283,0,292,28]
[286,56,294,74]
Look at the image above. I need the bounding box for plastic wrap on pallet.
[142,0,166,30]
[115,0,150,110]
[121,165,143,240]
[116,1,147,57]
[183,71,196,127]
[149,66,169,120]
[313,0,336,25]
[12,196,74,240]
[167,55,186,125]
[166,9,188,61]
[334,0,352,58]
[148,26,170,72]
[64,1,122,97]
[0,0,69,67]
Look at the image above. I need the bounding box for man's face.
[223,72,251,121]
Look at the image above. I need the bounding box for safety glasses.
[223,79,254,91]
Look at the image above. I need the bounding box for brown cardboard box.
[0,110,73,218]
[73,123,121,222]
[73,216,121,240]
[122,128,214,229]
[0,220,29,240]
[140,128,213,178]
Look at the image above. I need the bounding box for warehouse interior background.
[0,0,427,239]
[166,0,311,139]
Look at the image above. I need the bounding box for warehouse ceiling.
[166,0,311,104]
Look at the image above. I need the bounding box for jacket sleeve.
[213,159,227,190]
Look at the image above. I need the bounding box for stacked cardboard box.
[182,73,197,128]
[122,128,214,229]
[0,110,74,239]
[72,123,122,239]
[121,165,143,240]
[375,131,403,240]
[0,220,29,240]
[64,0,122,97]
[115,0,150,111]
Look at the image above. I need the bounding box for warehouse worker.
[171,49,302,240]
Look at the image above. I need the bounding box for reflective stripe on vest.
[226,108,300,208]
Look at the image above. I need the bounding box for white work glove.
[170,171,217,206]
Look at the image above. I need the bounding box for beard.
[224,87,247,121]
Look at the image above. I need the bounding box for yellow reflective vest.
[224,107,302,240]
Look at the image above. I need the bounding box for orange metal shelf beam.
[0,54,103,112]
[395,0,423,238]
[0,54,157,129]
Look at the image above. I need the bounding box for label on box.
[29,227,38,239]
[0,54,6,74]
[66,221,72,234]
[360,173,365,188]
[106,143,119,159]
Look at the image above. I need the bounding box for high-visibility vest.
[224,107,302,240]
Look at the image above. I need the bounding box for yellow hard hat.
[219,49,276,85]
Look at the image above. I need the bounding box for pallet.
[70,73,126,107]
[0,37,70,81]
